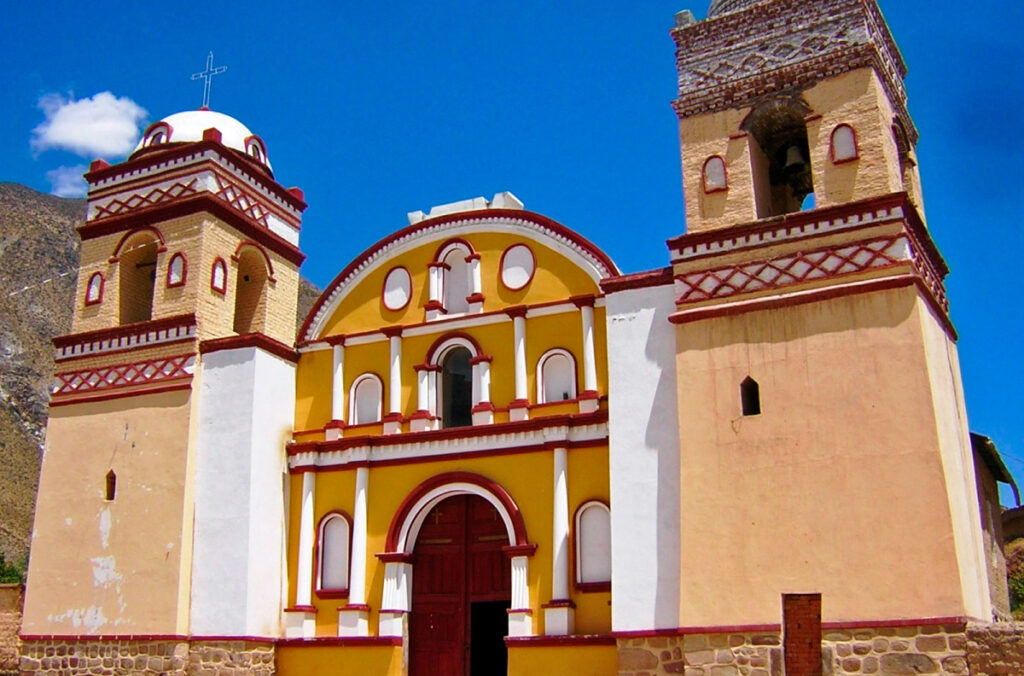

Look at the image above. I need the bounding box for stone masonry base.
[18,638,275,676]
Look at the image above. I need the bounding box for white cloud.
[46,165,89,198]
[32,92,147,158]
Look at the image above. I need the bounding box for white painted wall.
[606,282,681,631]
[190,346,295,636]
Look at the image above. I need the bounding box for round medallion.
[500,244,535,291]
[382,267,412,311]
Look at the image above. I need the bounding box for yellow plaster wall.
[673,286,969,626]
[507,643,617,676]
[567,446,611,635]
[276,643,402,676]
[22,389,194,634]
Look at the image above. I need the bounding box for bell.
[783,143,807,175]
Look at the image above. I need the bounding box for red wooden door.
[410,495,511,676]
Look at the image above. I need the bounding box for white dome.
[134,109,272,171]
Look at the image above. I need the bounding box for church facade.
[18,1,1013,674]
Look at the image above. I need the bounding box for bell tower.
[21,109,305,649]
[667,0,992,628]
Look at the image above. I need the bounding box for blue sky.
[4,1,1023,501]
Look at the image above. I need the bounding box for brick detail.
[784,594,822,676]
[91,180,200,220]
[18,638,275,675]
[52,354,194,396]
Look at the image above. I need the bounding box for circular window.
[500,244,535,291]
[382,267,412,311]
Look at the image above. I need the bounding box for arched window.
[440,346,473,428]
[741,376,761,416]
[166,253,186,287]
[233,247,270,334]
[830,124,858,163]
[575,501,611,587]
[350,374,383,425]
[317,512,351,594]
[537,349,577,403]
[442,246,471,314]
[211,258,228,294]
[118,232,159,324]
[85,272,104,305]
[702,155,728,193]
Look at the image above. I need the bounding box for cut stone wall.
[0,585,22,675]
[966,622,1024,675]
[617,624,972,676]
[18,638,275,675]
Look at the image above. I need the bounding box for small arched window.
[702,155,728,193]
[211,258,228,294]
[440,346,473,428]
[575,501,611,587]
[317,513,351,594]
[105,470,117,501]
[350,374,383,425]
[442,247,471,314]
[166,253,186,287]
[537,349,577,403]
[85,272,104,305]
[740,376,761,416]
[830,124,858,163]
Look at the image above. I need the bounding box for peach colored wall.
[22,389,194,634]
[674,286,972,626]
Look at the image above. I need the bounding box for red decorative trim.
[413,363,442,373]
[609,616,977,639]
[424,331,483,363]
[85,272,105,306]
[109,226,167,261]
[376,552,415,564]
[466,292,485,304]
[166,253,187,288]
[578,390,599,400]
[570,294,596,309]
[502,543,538,558]
[54,313,196,352]
[408,410,434,421]
[505,635,616,647]
[277,636,402,648]
[384,472,529,551]
[80,193,304,266]
[465,252,482,262]
[424,299,444,312]
[210,257,228,294]
[284,605,318,613]
[426,262,450,271]
[381,412,404,423]
[499,243,537,292]
[433,237,475,261]
[600,267,674,293]
[379,609,408,615]
[381,326,404,338]
[702,155,729,193]
[468,354,492,365]
[141,121,173,148]
[199,333,298,363]
[507,608,533,615]
[541,599,576,609]
[19,633,282,644]
[243,134,268,167]
[231,240,277,282]
[94,179,200,222]
[324,334,347,347]
[830,123,860,164]
[339,603,370,612]
[822,616,970,630]
[287,187,304,201]
[48,380,192,407]
[381,266,412,312]
[52,354,193,396]
[314,510,352,600]
[471,402,495,413]
[202,127,222,143]
[89,158,111,172]
[576,581,611,593]
[504,305,528,319]
[508,399,530,410]
[300,208,619,341]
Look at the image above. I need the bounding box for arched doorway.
[409,494,511,676]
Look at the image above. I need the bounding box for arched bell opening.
[117,233,160,324]
[233,247,270,334]
[743,100,816,218]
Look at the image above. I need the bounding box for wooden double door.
[409,495,512,676]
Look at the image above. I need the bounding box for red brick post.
[783,593,822,676]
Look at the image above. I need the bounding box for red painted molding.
[471,402,496,413]
[541,599,576,609]
[49,380,192,407]
[376,552,415,564]
[277,636,402,648]
[570,294,596,309]
[202,127,222,143]
[210,257,228,294]
[465,252,482,262]
[507,608,533,615]
[468,354,493,365]
[199,333,298,363]
[578,390,599,401]
[109,225,167,260]
[413,363,441,373]
[231,240,277,282]
[505,635,616,647]
[381,412,404,423]
[424,331,483,363]
[324,334,347,347]
[166,252,187,288]
[609,616,977,639]
[84,272,105,306]
[466,292,485,304]
[381,326,404,338]
[89,158,111,172]
[284,605,318,613]
[20,633,276,644]
[339,603,371,612]
[502,543,538,558]
[384,471,530,551]
[504,305,528,319]
[600,267,674,293]
[424,299,444,312]
[575,581,611,593]
[508,399,530,410]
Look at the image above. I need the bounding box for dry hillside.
[0,183,320,568]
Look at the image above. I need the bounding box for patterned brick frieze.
[54,314,197,362]
[90,179,200,221]
[671,0,916,144]
[52,354,195,397]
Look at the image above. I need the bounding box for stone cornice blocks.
[671,0,917,144]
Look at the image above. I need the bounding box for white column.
[544,446,575,635]
[467,253,483,312]
[328,341,346,439]
[471,356,494,425]
[379,558,414,637]
[339,466,370,636]
[384,331,402,434]
[509,310,529,421]
[426,264,443,320]
[296,471,316,607]
[411,365,435,432]
[578,302,599,413]
[417,368,429,412]
[508,555,533,636]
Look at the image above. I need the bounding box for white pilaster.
[411,365,434,432]
[378,558,414,637]
[471,356,494,425]
[296,470,316,608]
[508,555,533,636]
[426,263,444,321]
[545,446,575,635]
[467,253,484,313]
[384,332,402,434]
[328,342,346,439]
[578,301,599,414]
[509,310,529,421]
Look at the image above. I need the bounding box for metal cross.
[191,52,227,109]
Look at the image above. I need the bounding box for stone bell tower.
[667,0,992,629]
[20,108,305,667]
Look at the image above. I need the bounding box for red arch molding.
[109,225,167,260]
[384,472,529,553]
[424,331,484,363]
[232,239,276,281]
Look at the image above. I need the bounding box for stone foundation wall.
[0,585,22,676]
[18,638,275,675]
[966,622,1024,675]
[618,624,973,676]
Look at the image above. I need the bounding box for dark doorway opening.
[441,347,473,428]
[410,494,511,675]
